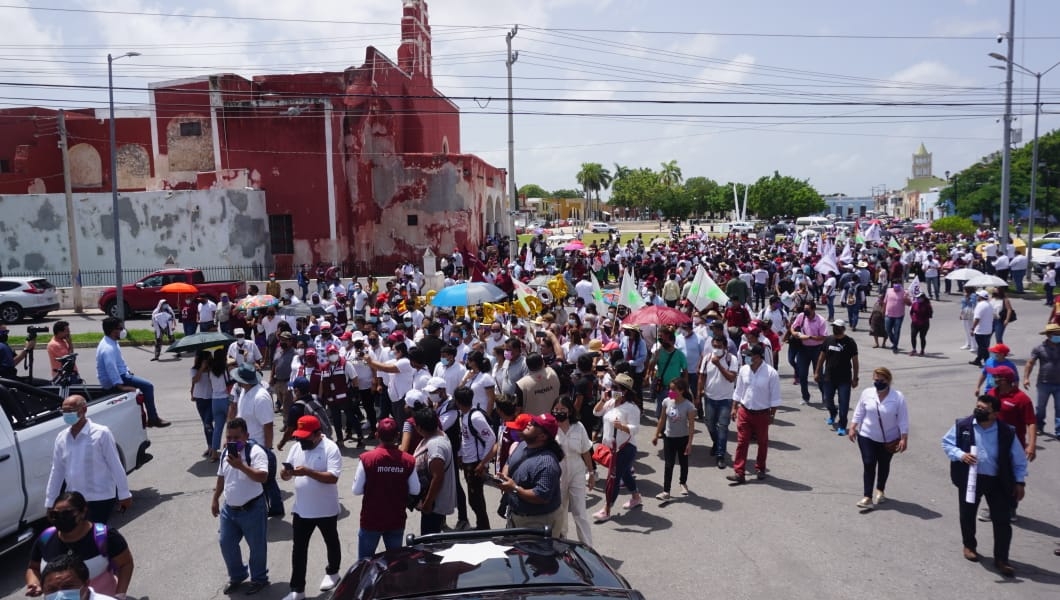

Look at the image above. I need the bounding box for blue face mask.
[62,412,79,426]
[440,357,452,367]
[45,590,81,600]
[1052,335,1060,344]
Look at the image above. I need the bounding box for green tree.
[576,163,612,220]
[613,163,632,182]
[747,171,823,219]
[551,188,582,199]
[611,167,662,215]
[518,184,549,199]
[931,216,977,236]
[683,176,724,216]
[656,185,693,219]
[659,160,683,188]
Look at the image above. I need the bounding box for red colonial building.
[0,0,508,274]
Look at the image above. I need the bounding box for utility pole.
[997,0,1015,255]
[57,110,83,312]
[506,25,519,217]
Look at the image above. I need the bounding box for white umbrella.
[964,274,1008,288]
[944,268,983,281]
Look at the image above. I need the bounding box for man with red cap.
[497,413,563,532]
[974,343,1018,397]
[351,417,418,560]
[279,416,343,600]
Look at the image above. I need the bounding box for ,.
[325,527,644,599]
[0,278,59,324]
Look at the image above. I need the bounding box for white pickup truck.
[0,377,152,556]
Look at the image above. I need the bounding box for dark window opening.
[269,214,294,254]
[407,214,418,226]
[179,122,203,137]
[0,159,10,173]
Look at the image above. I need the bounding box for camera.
[26,326,49,341]
[997,34,1005,44]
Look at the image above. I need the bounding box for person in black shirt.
[814,319,860,436]
[416,321,445,373]
[571,354,599,439]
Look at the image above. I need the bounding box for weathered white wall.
[0,189,270,273]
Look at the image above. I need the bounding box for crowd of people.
[17,222,1060,597]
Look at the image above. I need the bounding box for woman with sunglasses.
[551,396,594,545]
[26,491,134,598]
[847,367,909,510]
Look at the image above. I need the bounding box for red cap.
[339,331,353,341]
[388,331,405,343]
[530,413,558,438]
[985,365,1017,381]
[987,343,1010,355]
[376,417,399,443]
[291,415,321,439]
[320,321,332,330]
[304,347,317,357]
[504,413,533,431]
[325,343,339,354]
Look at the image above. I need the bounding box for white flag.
[839,242,853,264]
[687,266,729,310]
[619,270,647,310]
[798,234,810,257]
[523,249,535,274]
[590,273,610,316]
[909,276,925,298]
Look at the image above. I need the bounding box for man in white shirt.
[1008,253,1028,294]
[211,417,269,595]
[923,254,941,300]
[433,345,467,397]
[970,290,995,367]
[366,343,429,416]
[698,336,739,468]
[574,273,595,306]
[227,329,263,369]
[198,297,218,332]
[727,345,781,485]
[454,387,497,530]
[279,416,343,600]
[228,365,284,518]
[44,394,131,524]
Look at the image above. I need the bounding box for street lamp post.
[989,54,1060,284]
[945,170,958,216]
[994,0,1016,258]
[108,51,140,320]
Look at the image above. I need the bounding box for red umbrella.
[623,305,692,326]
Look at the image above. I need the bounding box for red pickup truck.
[98,269,247,318]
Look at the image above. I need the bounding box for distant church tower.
[397,0,432,80]
[912,142,932,178]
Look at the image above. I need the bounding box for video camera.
[26,326,49,341]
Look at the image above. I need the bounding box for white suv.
[0,277,60,323]
[590,222,618,233]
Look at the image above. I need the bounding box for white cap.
[831,319,847,328]
[424,377,447,393]
[233,328,246,336]
[404,389,427,408]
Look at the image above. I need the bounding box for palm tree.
[659,159,683,188]
[577,162,612,221]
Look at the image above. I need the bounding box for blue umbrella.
[1041,242,1060,250]
[430,282,508,307]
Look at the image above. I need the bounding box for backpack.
[294,396,334,439]
[40,523,116,574]
[843,281,858,306]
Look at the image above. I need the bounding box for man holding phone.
[211,418,270,595]
[279,416,343,600]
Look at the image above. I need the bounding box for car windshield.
[350,538,625,599]
[29,279,54,290]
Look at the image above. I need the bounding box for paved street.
[2,294,1058,599]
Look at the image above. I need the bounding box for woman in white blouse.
[847,367,909,510]
[592,373,642,522]
[552,396,594,545]
[460,351,498,415]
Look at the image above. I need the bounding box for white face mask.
[119,329,128,340]
[296,348,305,356]
[713,348,725,358]
[328,354,339,363]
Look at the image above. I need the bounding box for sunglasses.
[48,509,78,520]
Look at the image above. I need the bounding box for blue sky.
[4,0,1060,199]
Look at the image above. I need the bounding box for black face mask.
[551,412,569,422]
[51,511,80,533]
[973,408,991,423]
[0,332,8,344]
[299,438,317,451]
[369,339,379,347]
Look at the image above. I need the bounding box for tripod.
[52,353,88,400]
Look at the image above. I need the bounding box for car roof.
[334,529,635,599]
[0,277,49,284]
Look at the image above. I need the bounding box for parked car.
[728,221,756,234]
[327,527,644,599]
[1040,231,1060,240]
[97,269,247,319]
[1031,247,1060,275]
[0,374,151,556]
[0,277,59,324]
[590,222,618,234]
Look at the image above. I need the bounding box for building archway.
[116,144,150,190]
[484,194,495,237]
[68,143,102,188]
[493,197,504,237]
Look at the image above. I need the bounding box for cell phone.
[282,462,294,471]
[226,442,238,456]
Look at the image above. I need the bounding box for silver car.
[0,277,60,323]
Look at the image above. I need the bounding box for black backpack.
[295,396,334,439]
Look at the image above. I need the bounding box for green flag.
[888,237,901,250]
[687,266,729,310]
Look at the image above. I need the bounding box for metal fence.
[2,264,270,288]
